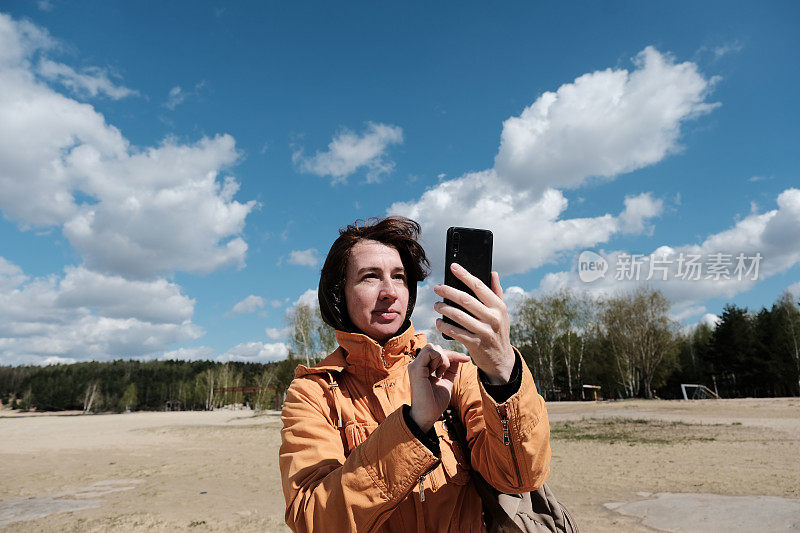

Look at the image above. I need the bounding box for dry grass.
[550,416,747,444]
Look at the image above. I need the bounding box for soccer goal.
[680,384,720,400]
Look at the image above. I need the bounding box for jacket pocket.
[343,421,379,455]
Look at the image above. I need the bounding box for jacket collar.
[334,321,420,375]
[295,322,424,380]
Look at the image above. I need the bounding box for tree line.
[509,287,800,400]
[0,359,298,413]
[2,288,798,412]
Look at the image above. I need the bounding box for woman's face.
[344,240,409,343]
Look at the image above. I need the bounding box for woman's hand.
[408,344,471,432]
[434,263,515,385]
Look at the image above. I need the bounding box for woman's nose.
[379,278,398,300]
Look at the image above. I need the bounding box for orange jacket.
[279,323,551,532]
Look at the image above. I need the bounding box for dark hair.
[319,216,430,332]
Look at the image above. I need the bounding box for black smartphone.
[442,227,493,340]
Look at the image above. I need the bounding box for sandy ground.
[1,397,798,532]
[544,398,800,532]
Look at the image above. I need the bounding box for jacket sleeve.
[279,377,440,533]
[453,348,551,494]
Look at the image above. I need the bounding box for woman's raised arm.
[433,263,551,493]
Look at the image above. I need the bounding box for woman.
[279,216,550,532]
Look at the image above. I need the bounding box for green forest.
[2,287,798,412]
[0,358,300,413]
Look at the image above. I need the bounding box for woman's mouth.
[374,310,400,320]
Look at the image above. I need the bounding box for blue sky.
[1,1,798,365]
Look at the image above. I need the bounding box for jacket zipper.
[379,348,390,406]
[417,461,439,502]
[417,472,438,502]
[496,405,522,485]
[378,382,391,402]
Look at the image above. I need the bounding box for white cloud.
[41,355,77,365]
[37,59,138,100]
[619,192,664,235]
[55,266,195,323]
[293,122,403,183]
[264,289,321,342]
[503,286,534,319]
[700,313,721,328]
[679,312,721,335]
[288,248,319,267]
[159,346,215,361]
[0,259,203,365]
[409,280,438,335]
[0,15,264,365]
[266,288,319,340]
[0,13,256,278]
[266,326,291,341]
[494,46,718,194]
[788,281,800,299]
[228,295,266,316]
[165,85,185,109]
[537,188,800,311]
[37,0,55,12]
[163,82,205,110]
[0,14,53,67]
[670,305,707,323]
[216,341,289,363]
[0,256,28,291]
[287,288,318,310]
[710,41,743,60]
[705,188,800,275]
[299,289,319,310]
[390,47,715,278]
[391,173,662,277]
[160,342,290,363]
[59,136,254,278]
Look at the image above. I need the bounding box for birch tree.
[120,383,138,412]
[511,292,573,397]
[776,290,800,395]
[254,368,276,411]
[316,314,338,356]
[82,382,100,413]
[291,303,315,367]
[289,302,337,366]
[554,292,584,399]
[203,368,215,410]
[600,287,678,398]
